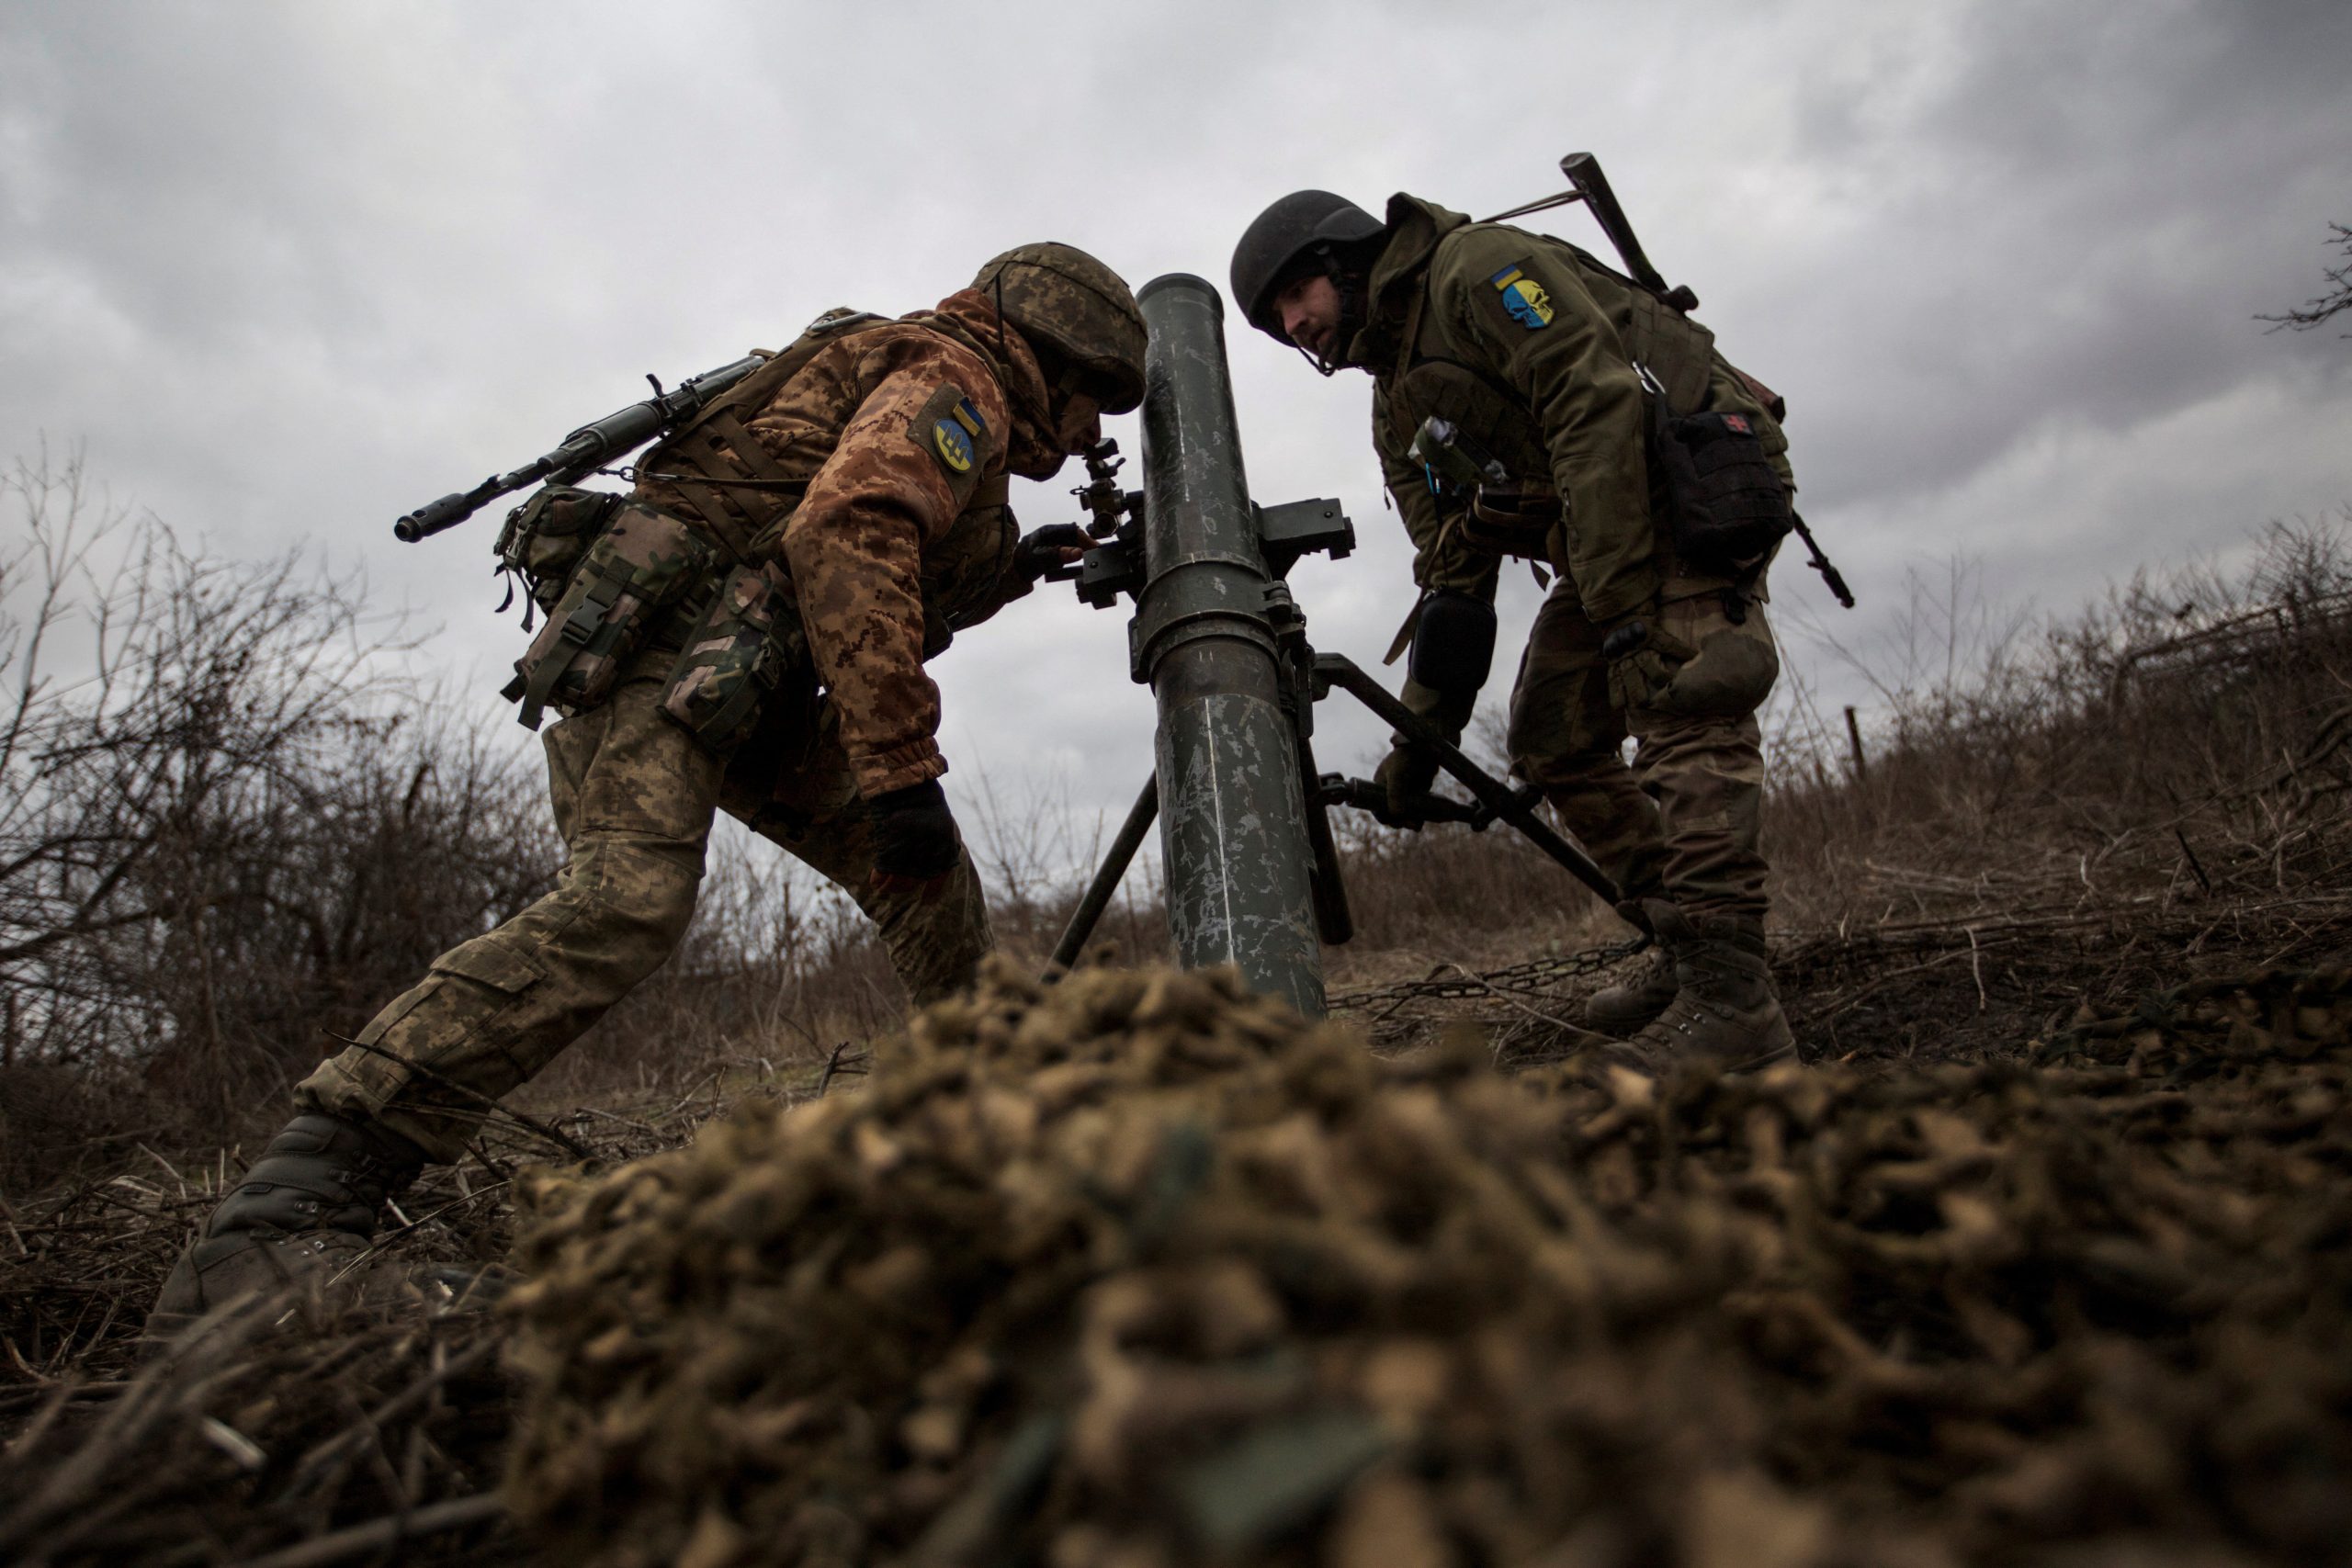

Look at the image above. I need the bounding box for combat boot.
[145,1112,424,1342]
[1622,901,1794,1070]
[1583,942,1679,1033]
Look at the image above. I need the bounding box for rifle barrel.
[392,352,770,544]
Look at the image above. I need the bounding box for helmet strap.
[1290,245,1371,376]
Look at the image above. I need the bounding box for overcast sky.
[5,0,2349,884]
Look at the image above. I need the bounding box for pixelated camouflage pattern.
[1505,586,1779,921]
[633,291,1052,797]
[969,243,1148,414]
[291,287,1101,1165]
[296,660,993,1163]
[780,330,1012,795]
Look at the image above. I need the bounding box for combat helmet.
[1229,189,1386,344]
[972,243,1148,415]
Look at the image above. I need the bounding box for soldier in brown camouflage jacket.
[149,245,1147,1336]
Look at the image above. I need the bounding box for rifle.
[1487,152,1859,609]
[392,355,770,542]
[1484,152,1699,313]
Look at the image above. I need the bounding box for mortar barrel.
[1132,273,1325,1019]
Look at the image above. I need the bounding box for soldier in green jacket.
[1231,189,1794,1067]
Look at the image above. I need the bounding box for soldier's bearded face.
[1274,274,1342,358]
[1054,392,1102,455]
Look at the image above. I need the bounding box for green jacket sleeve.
[1370,381,1500,601]
[1437,229,1658,623]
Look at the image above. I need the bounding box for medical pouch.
[1644,378,1793,579]
[503,504,716,730]
[657,560,806,750]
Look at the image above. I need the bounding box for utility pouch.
[502,504,716,730]
[657,561,807,751]
[494,486,628,611]
[1639,366,1793,579]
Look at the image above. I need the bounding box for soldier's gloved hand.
[1372,742,1443,829]
[1601,613,1698,714]
[869,780,962,895]
[1013,524,1091,584]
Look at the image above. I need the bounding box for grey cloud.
[2,0,2348,841]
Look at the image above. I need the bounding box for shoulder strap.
[643,312,892,561]
[665,310,890,450]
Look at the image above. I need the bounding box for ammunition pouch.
[657,561,807,751]
[502,504,717,730]
[1642,371,1793,580]
[494,485,628,611]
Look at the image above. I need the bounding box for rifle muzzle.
[394,490,480,543]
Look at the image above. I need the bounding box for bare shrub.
[0,453,555,1190]
[1765,513,2352,929]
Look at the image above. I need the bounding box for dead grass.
[6,495,2352,1562]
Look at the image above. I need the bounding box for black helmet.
[1228,190,1385,340]
[971,243,1148,415]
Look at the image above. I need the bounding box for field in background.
[6,446,2351,1404]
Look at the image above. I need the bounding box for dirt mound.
[502,961,2352,1568]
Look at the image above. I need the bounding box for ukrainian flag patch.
[1489,263,1555,330]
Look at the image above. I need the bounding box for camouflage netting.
[502,961,2352,1568]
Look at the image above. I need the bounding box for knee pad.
[1408,591,1498,699]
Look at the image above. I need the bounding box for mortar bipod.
[1046,635,1623,976]
[1305,650,1620,906]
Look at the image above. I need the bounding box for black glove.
[1013,524,1091,584]
[869,780,961,886]
[1372,742,1443,829]
[1600,612,1696,714]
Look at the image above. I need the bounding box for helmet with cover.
[971,243,1148,417]
[1228,189,1385,345]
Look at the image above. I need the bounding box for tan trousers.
[295,668,990,1162]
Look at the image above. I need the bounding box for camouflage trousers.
[295,661,991,1163]
[1505,584,1779,924]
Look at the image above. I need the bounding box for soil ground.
[4,877,2346,1566]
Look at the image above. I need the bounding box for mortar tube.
[1133,274,1326,1019]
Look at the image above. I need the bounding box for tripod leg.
[1046,773,1159,977]
[1313,652,1622,905]
[1292,727,1355,945]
